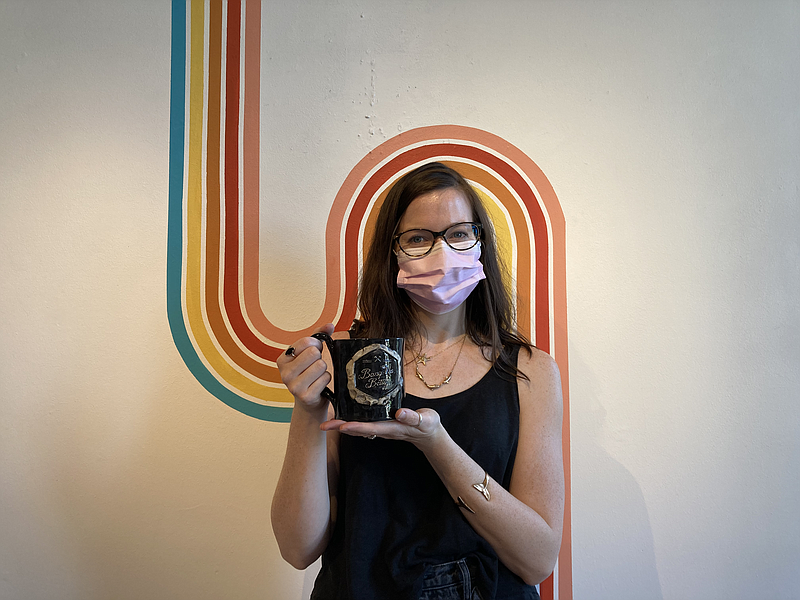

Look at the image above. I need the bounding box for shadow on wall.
[302,558,320,599]
[571,344,663,600]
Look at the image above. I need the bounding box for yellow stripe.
[183,0,292,404]
[474,188,515,296]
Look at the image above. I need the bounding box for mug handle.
[311,332,336,401]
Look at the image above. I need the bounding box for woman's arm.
[270,324,341,570]
[420,348,564,584]
[326,347,564,585]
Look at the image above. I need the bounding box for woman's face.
[397,187,474,236]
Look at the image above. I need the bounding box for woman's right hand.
[276,323,335,414]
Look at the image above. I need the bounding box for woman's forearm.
[417,428,561,585]
[270,405,335,570]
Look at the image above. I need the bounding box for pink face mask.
[396,242,486,314]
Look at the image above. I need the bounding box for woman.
[272,162,564,599]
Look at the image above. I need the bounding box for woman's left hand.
[320,408,442,448]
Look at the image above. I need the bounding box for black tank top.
[311,348,540,600]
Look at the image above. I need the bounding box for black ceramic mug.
[311,333,404,422]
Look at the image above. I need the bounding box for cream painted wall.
[1,1,798,600]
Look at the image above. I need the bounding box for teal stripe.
[166,0,292,423]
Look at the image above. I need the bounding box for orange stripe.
[239,4,346,343]
[473,130,571,600]
[479,135,571,599]
[346,142,550,347]
[334,129,570,598]
[202,0,280,381]
[443,161,533,339]
[221,0,295,363]
[183,0,287,400]
[191,107,571,581]
[242,0,266,340]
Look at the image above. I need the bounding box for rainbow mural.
[167,0,571,597]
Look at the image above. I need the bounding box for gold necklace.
[414,334,467,366]
[415,334,468,390]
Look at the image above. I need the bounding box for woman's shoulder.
[516,345,559,375]
[516,345,562,409]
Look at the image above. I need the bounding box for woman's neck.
[414,304,467,345]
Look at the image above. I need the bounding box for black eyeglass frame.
[392,222,483,258]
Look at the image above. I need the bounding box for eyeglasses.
[393,222,482,257]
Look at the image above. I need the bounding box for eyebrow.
[396,221,473,233]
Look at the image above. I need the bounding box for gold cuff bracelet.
[455,495,475,514]
[472,471,491,501]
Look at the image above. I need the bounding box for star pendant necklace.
[414,333,467,366]
[415,334,468,390]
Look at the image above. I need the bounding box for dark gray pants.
[418,558,483,600]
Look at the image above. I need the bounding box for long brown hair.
[351,162,532,380]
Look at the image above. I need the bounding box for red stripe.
[202,0,279,379]
[539,573,554,600]
[219,130,551,361]
[344,143,551,351]
[221,0,285,362]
